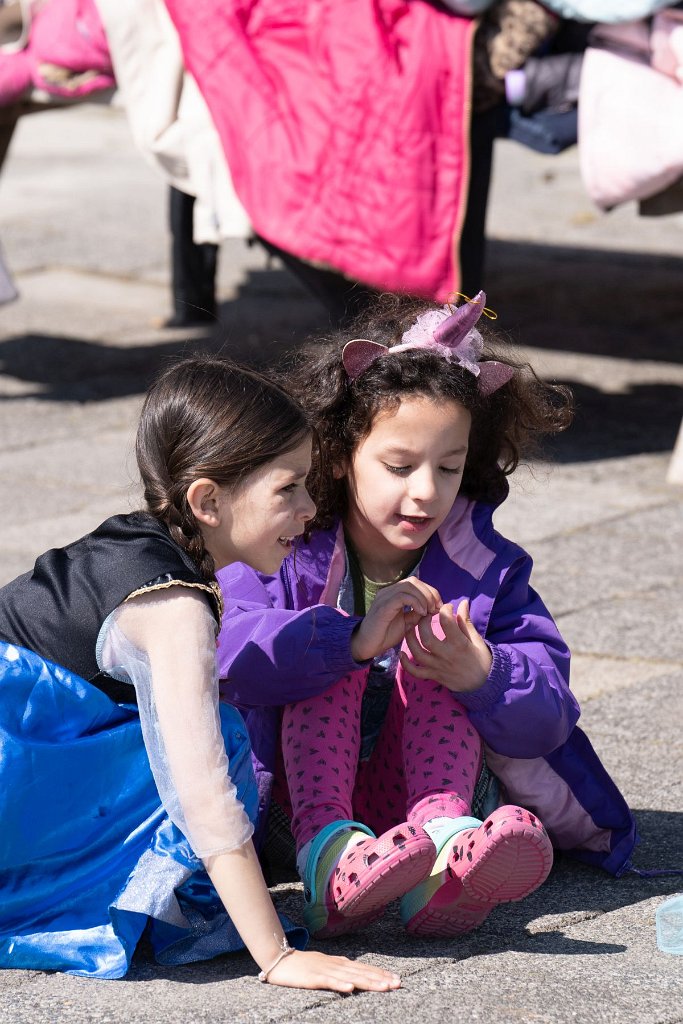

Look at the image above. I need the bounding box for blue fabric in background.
[0,642,306,979]
[503,106,578,155]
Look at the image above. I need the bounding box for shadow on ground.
[0,264,329,402]
[0,332,255,403]
[1,242,682,463]
[1,344,679,463]
[118,807,682,985]
[546,380,683,462]
[487,241,683,364]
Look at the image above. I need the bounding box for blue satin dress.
[0,642,305,979]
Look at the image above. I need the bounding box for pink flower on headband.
[393,306,483,377]
[341,291,514,396]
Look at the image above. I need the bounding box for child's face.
[343,396,470,573]
[205,436,316,574]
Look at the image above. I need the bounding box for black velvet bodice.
[0,512,220,689]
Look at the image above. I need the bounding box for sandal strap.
[431,816,482,855]
[304,819,375,905]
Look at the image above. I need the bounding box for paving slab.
[528,500,683,617]
[0,103,682,1024]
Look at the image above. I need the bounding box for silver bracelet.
[257,935,296,983]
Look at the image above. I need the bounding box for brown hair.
[136,355,310,579]
[281,293,573,530]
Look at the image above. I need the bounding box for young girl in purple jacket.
[217,293,636,941]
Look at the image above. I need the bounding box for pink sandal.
[303,819,436,938]
[401,806,553,937]
[333,822,437,915]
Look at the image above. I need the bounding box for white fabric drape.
[94,0,250,244]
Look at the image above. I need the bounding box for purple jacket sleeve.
[216,562,365,708]
[454,554,579,759]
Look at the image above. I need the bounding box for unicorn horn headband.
[341,291,514,397]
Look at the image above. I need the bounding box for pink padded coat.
[163,0,475,300]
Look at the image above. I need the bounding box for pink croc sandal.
[454,805,553,903]
[401,806,553,938]
[303,819,436,938]
[332,822,436,918]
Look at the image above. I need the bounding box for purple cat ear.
[433,290,487,349]
[342,339,389,381]
[478,361,514,396]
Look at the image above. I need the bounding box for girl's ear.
[187,478,222,527]
[332,458,348,480]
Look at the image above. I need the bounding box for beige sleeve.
[99,587,254,858]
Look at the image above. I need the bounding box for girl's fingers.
[404,577,442,612]
[375,584,425,617]
[375,579,442,621]
[455,598,479,641]
[402,607,423,630]
[403,629,439,674]
[399,650,433,679]
[403,626,428,662]
[325,958,401,990]
[416,615,437,651]
[268,951,400,991]
[399,584,432,615]
[439,603,465,643]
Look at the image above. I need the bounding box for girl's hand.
[266,949,401,992]
[399,599,492,692]
[350,576,442,662]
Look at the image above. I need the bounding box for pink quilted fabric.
[163,0,475,299]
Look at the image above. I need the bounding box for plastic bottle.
[656,894,683,955]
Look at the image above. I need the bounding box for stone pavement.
[0,103,682,1024]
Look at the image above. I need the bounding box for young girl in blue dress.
[0,356,400,993]
[217,294,636,940]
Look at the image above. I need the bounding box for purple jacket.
[217,496,637,875]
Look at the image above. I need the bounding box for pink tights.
[282,661,483,849]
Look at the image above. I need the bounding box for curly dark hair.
[282,293,573,531]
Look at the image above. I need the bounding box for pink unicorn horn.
[433,290,487,349]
